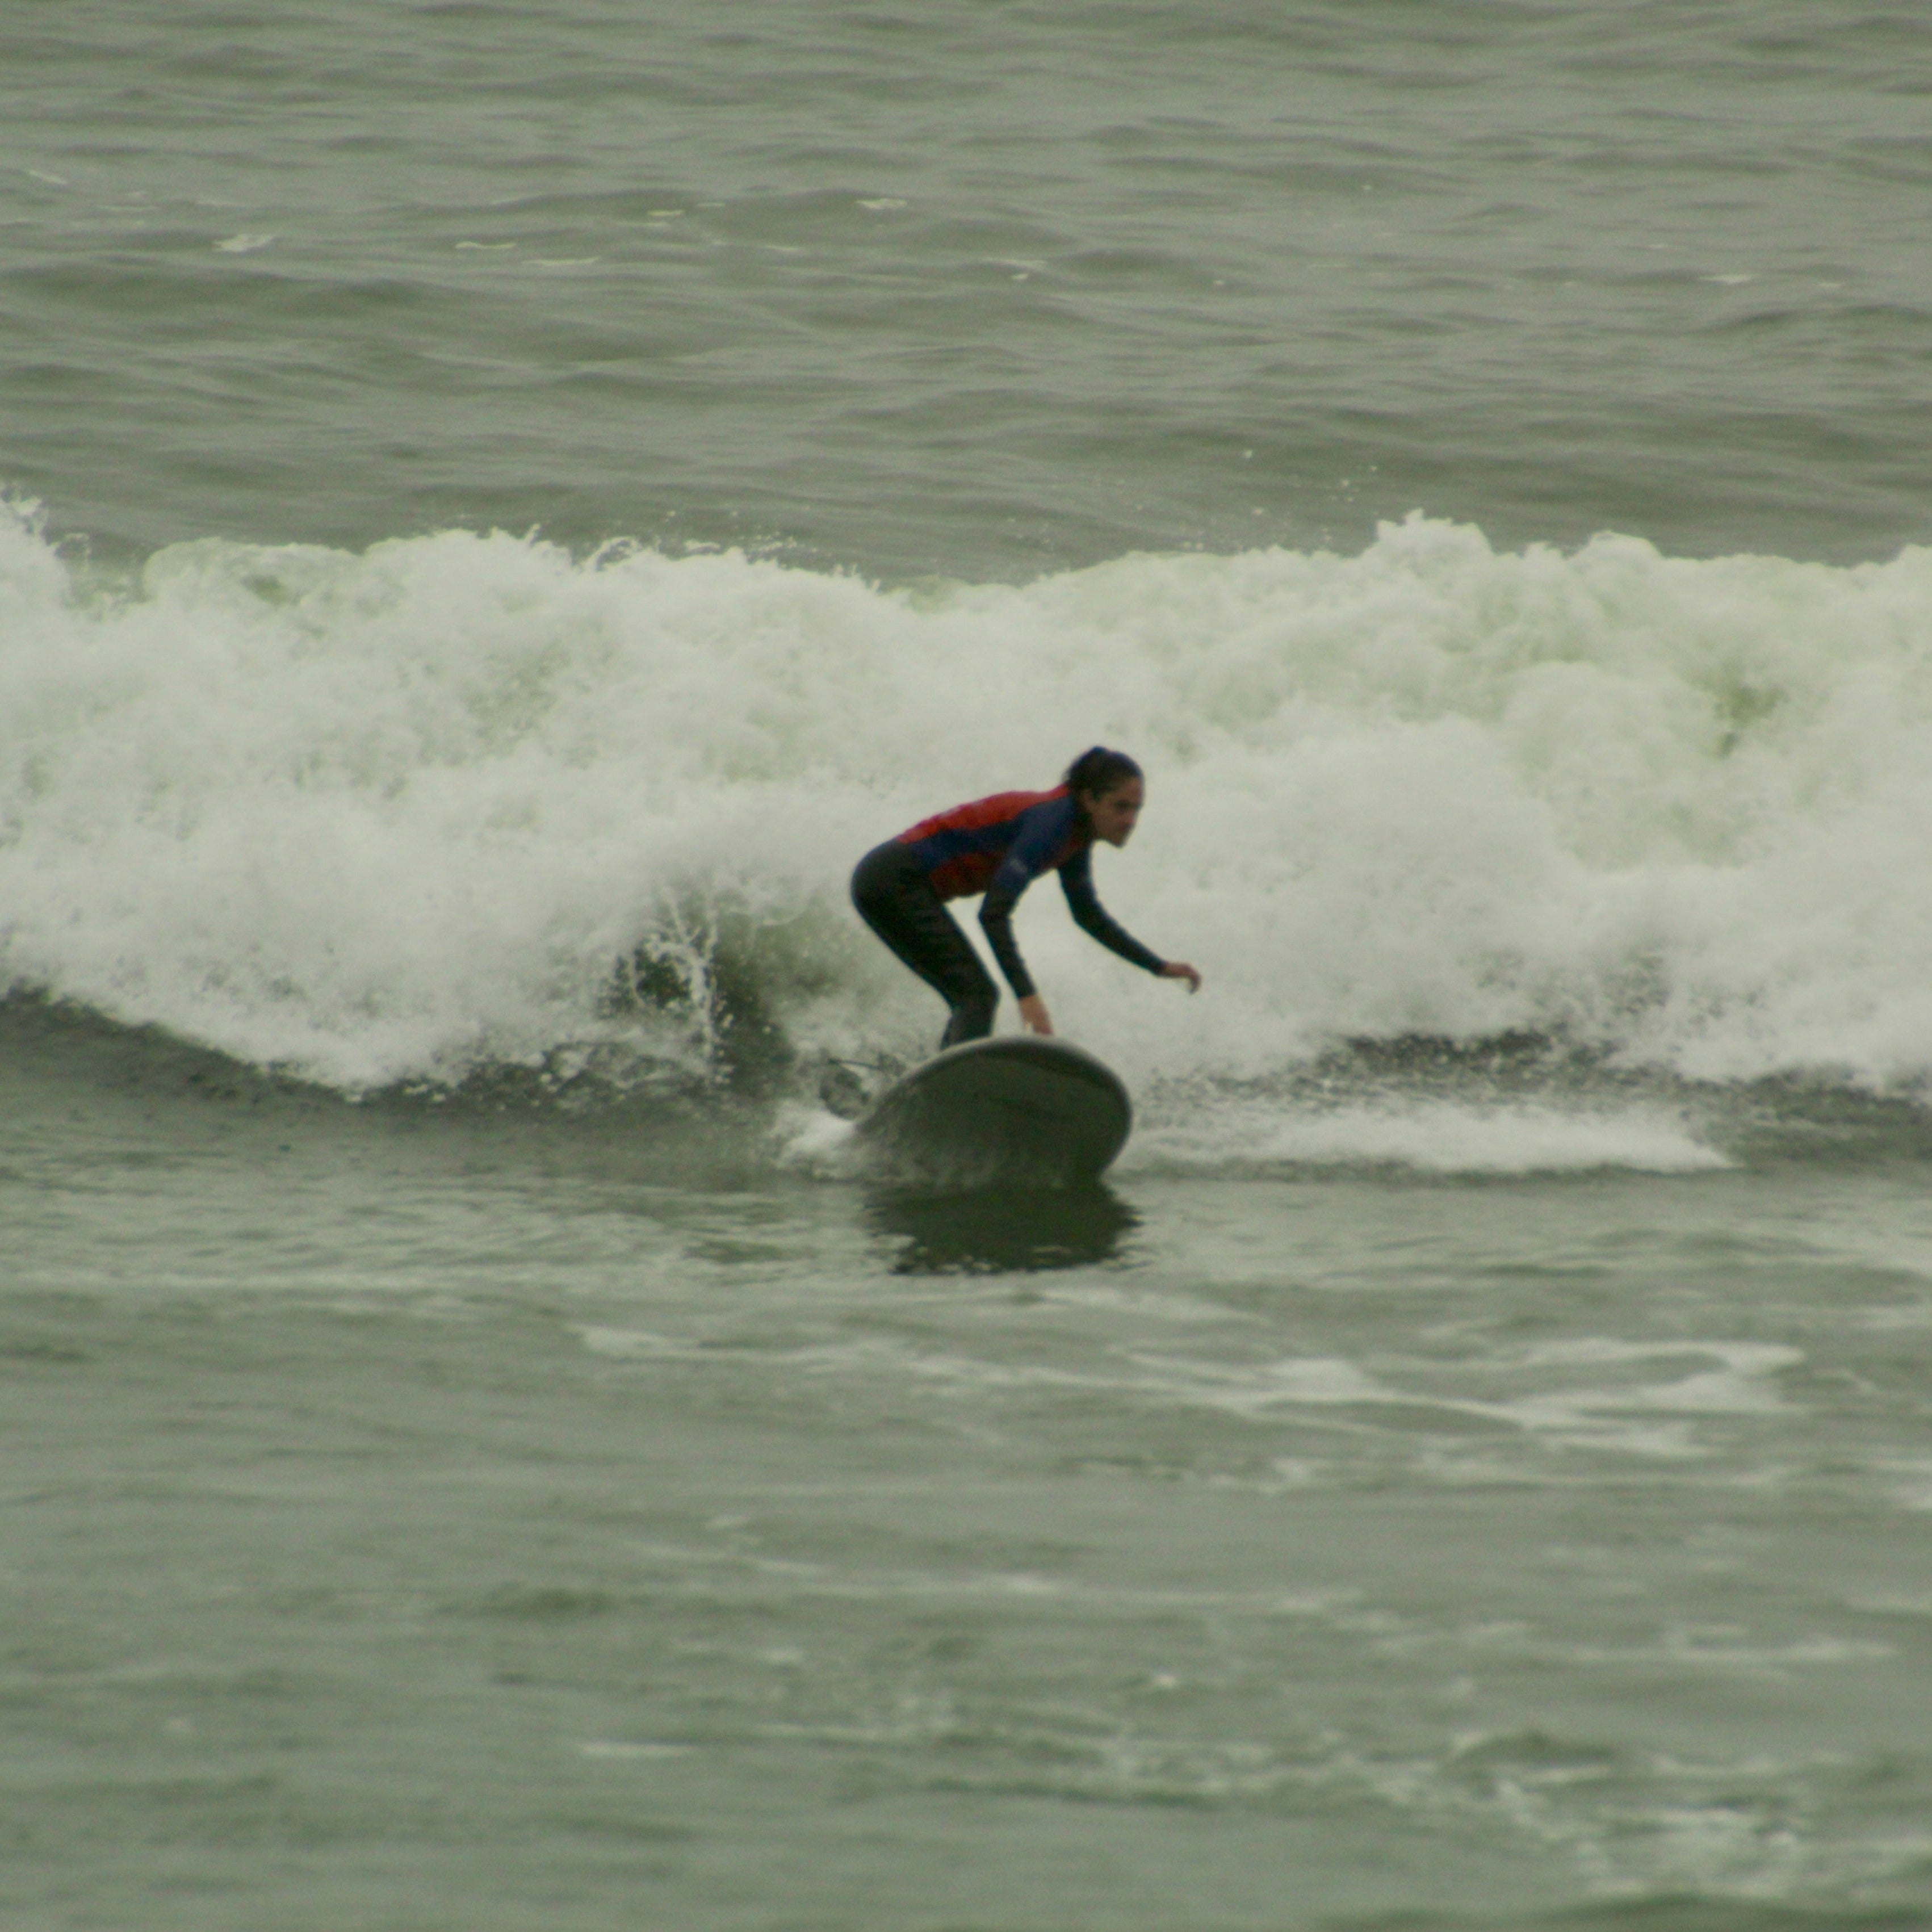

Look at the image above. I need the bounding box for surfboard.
[852,1035,1131,1184]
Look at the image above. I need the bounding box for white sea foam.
[1136,1099,1728,1174]
[1133,1339,1798,1459]
[6,503,1932,1097]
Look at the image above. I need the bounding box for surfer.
[850,747,1203,1049]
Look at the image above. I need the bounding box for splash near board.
[852,1036,1131,1184]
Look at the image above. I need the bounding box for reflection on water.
[866,1184,1139,1275]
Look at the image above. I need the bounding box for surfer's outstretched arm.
[1059,849,1201,992]
[1057,847,1163,971]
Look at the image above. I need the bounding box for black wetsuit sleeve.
[1058,846,1166,975]
[979,874,1037,1000]
[975,795,1078,1001]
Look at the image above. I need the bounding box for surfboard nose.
[852,1036,1131,1185]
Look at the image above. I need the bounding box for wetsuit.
[850,786,1166,1048]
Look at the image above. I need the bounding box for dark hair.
[1063,745,1143,803]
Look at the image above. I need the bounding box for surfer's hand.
[1018,994,1054,1036]
[1161,962,1202,994]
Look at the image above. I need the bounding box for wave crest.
[5,501,1932,1094]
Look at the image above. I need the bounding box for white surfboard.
[852,1035,1131,1184]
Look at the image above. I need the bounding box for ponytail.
[1063,745,1143,802]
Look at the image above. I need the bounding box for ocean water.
[5,5,1932,1929]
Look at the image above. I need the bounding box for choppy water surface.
[6,2,1930,576]
[7,995,1932,1930]
[5,3,1932,1929]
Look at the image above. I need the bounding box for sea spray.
[5,501,1932,1096]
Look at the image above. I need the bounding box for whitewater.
[9,503,1932,1118]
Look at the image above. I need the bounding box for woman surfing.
[851,747,1203,1051]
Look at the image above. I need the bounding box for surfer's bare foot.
[1161,962,1202,993]
[1018,994,1054,1036]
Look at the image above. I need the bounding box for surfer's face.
[1084,777,1144,847]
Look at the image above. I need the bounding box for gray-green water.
[5,6,1932,1929]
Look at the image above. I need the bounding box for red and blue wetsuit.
[852,785,1166,1048]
